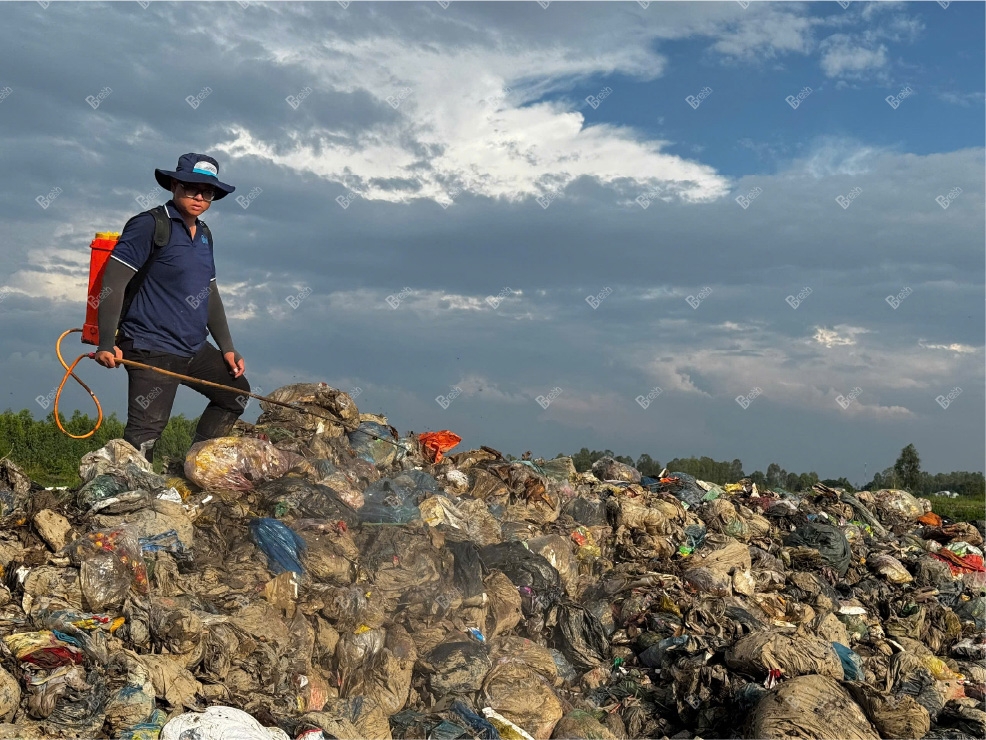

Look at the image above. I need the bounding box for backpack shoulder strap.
[118,206,172,328]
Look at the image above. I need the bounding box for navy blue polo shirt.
[110,200,216,357]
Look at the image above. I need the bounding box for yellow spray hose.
[54,328,398,444]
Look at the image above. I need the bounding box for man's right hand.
[94,347,123,368]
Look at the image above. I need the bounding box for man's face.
[171,179,215,218]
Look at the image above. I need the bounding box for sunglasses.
[177,182,217,201]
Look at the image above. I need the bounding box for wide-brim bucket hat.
[155,153,235,200]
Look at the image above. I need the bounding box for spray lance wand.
[54,327,403,450]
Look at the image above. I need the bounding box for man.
[94,153,250,463]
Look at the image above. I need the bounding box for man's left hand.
[224,351,245,379]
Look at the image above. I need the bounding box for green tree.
[634,454,662,478]
[894,444,922,491]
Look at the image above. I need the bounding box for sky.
[0,0,982,484]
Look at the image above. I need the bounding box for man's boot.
[137,438,157,465]
[191,409,240,445]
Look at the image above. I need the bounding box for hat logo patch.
[192,161,218,177]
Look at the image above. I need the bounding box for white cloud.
[819,34,888,78]
[813,325,870,348]
[938,91,985,107]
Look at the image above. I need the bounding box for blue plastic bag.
[249,517,306,576]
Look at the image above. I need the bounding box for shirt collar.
[164,199,200,224]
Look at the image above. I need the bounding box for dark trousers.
[119,336,250,461]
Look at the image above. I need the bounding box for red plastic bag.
[418,431,462,464]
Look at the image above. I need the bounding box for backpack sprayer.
[54,230,402,450]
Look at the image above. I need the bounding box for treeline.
[0,409,197,487]
[565,444,984,497]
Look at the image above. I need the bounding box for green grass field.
[931,496,985,522]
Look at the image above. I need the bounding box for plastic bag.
[751,675,880,740]
[867,553,912,583]
[250,517,306,576]
[785,522,852,576]
[79,439,153,483]
[184,436,291,492]
[256,382,360,435]
[360,472,439,523]
[832,642,865,680]
[591,457,640,483]
[66,527,149,607]
[348,421,400,467]
[418,430,463,464]
[161,706,290,740]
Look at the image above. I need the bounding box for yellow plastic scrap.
[922,655,964,681]
[165,476,192,501]
[724,483,745,494]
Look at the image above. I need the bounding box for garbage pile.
[0,381,984,740]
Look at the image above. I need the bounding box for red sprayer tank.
[81,232,120,346]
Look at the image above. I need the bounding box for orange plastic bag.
[417,431,462,463]
[917,511,942,527]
